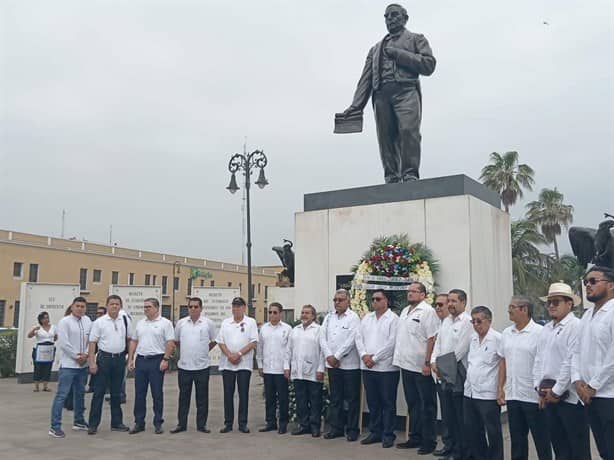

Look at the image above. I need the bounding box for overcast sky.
[1,0,612,266]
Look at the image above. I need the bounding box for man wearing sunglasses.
[572,266,614,460]
[393,282,439,454]
[256,302,292,434]
[216,296,258,434]
[170,297,217,434]
[498,295,551,460]
[320,289,361,442]
[534,283,589,459]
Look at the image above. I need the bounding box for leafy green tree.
[480,151,535,213]
[511,219,549,297]
[526,188,574,260]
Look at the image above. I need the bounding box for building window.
[239,283,242,293]
[187,278,192,295]
[0,300,5,326]
[258,283,261,294]
[210,280,215,287]
[162,276,168,295]
[129,273,135,286]
[13,262,23,278]
[161,305,171,319]
[173,277,179,292]
[111,271,119,285]
[265,285,268,300]
[251,284,255,298]
[152,275,157,286]
[179,305,189,318]
[145,274,151,286]
[93,269,102,283]
[13,300,20,327]
[29,264,39,283]
[200,280,204,287]
[79,268,88,290]
[227,282,232,287]
[86,303,98,321]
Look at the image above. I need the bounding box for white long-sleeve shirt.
[464,328,502,400]
[319,309,361,369]
[257,321,291,374]
[393,301,439,372]
[355,309,399,372]
[498,319,542,404]
[284,322,325,382]
[572,299,614,397]
[432,311,473,367]
[57,314,92,369]
[534,313,580,404]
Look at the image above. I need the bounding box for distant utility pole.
[109,225,113,245]
[61,209,66,238]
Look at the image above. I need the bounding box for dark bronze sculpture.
[337,4,436,184]
[569,213,614,269]
[272,239,295,284]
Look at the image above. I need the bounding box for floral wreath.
[350,234,438,317]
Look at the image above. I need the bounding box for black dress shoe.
[323,431,344,440]
[170,426,187,434]
[433,447,452,457]
[418,445,436,455]
[197,427,211,433]
[87,427,97,435]
[311,431,321,438]
[396,439,421,449]
[129,425,145,434]
[258,424,277,432]
[238,426,250,433]
[291,427,311,435]
[278,424,287,434]
[360,434,382,445]
[220,426,233,433]
[111,424,130,432]
[154,425,163,434]
[382,439,394,448]
[346,432,358,442]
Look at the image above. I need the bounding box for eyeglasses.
[268,310,279,314]
[371,297,384,302]
[435,302,445,308]
[583,277,609,286]
[471,318,487,325]
[188,305,201,309]
[332,298,347,302]
[546,298,569,307]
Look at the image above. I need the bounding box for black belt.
[99,350,126,358]
[137,354,164,360]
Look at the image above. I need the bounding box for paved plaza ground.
[0,374,599,460]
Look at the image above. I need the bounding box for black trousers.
[263,373,289,427]
[177,368,210,429]
[327,368,361,435]
[133,355,165,428]
[507,400,552,460]
[436,382,453,451]
[544,401,590,460]
[463,397,503,460]
[362,370,400,442]
[89,353,125,429]
[293,379,322,433]
[440,388,465,457]
[222,370,251,428]
[401,369,437,448]
[588,397,614,460]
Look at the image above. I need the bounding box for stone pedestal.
[294,174,513,331]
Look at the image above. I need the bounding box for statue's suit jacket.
[351,29,436,111]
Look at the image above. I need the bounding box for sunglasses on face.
[546,299,569,307]
[371,297,384,302]
[268,310,279,314]
[583,277,609,286]
[435,303,445,308]
[332,298,347,302]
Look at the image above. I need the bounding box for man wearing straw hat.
[535,282,590,460]
[572,266,614,460]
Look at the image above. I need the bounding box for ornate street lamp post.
[226,149,269,317]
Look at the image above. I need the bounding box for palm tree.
[511,219,549,296]
[526,188,574,260]
[480,151,535,213]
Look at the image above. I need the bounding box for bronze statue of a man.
[343,4,436,183]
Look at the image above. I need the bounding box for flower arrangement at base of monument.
[350,234,438,317]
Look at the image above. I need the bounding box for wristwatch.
[162,356,170,362]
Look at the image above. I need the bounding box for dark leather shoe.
[154,425,163,434]
[311,431,321,438]
[238,426,250,433]
[259,424,277,432]
[418,445,436,455]
[111,424,129,432]
[87,427,97,435]
[396,439,421,449]
[170,426,186,434]
[323,431,344,440]
[129,425,145,434]
[220,426,233,433]
[278,424,287,434]
[346,432,358,442]
[360,434,382,445]
[197,427,211,433]
[291,427,311,435]
[433,447,452,457]
[382,439,394,448]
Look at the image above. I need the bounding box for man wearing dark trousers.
[431,289,473,460]
[573,266,614,460]
[320,289,361,442]
[355,289,400,449]
[170,297,217,434]
[535,284,589,459]
[285,305,325,437]
[87,296,130,434]
[432,293,453,457]
[498,295,552,460]
[393,282,439,454]
[127,298,175,434]
[257,302,292,434]
[217,297,258,434]
[463,306,503,460]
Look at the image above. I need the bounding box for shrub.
[0,330,17,377]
